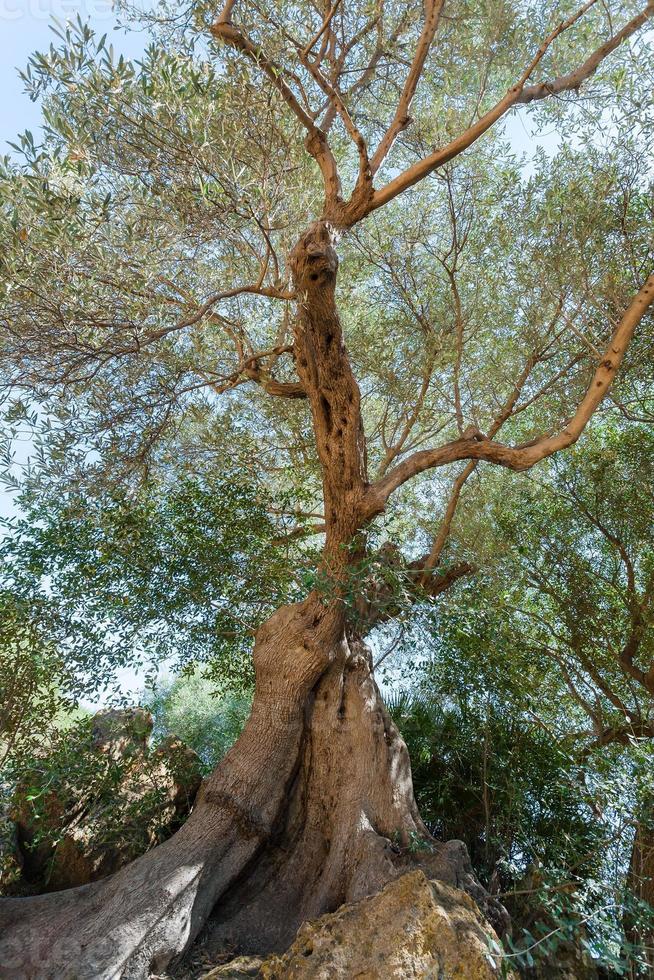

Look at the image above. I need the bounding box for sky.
[0,2,149,148]
[0,4,561,702]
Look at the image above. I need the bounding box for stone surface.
[92,706,154,759]
[12,708,202,892]
[205,870,512,979]
[401,838,511,939]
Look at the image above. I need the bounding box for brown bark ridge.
[288,221,368,566]
[0,599,334,977]
[0,600,493,977]
[201,640,428,955]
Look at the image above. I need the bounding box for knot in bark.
[210,20,239,42]
[289,221,339,294]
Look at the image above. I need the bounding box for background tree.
[387,419,654,972]
[0,471,299,699]
[0,2,653,976]
[144,671,252,770]
[0,592,75,771]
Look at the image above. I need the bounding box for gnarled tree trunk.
[0,598,490,978]
[0,222,493,978]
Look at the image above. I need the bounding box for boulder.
[13,708,202,892]
[399,838,511,938]
[91,706,153,759]
[205,870,513,979]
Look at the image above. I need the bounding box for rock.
[92,706,153,759]
[238,869,512,979]
[13,708,202,892]
[401,838,511,938]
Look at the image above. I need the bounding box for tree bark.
[0,223,495,978]
[0,598,492,978]
[200,637,426,955]
[0,599,333,975]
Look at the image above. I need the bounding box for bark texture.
[203,639,426,955]
[0,599,341,977]
[0,594,478,978]
[288,221,368,565]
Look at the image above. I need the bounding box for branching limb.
[144,282,295,345]
[302,0,342,61]
[201,345,306,400]
[368,0,445,177]
[517,2,654,104]
[366,3,653,217]
[294,45,371,187]
[419,333,550,579]
[361,555,474,631]
[365,273,654,516]
[211,6,343,209]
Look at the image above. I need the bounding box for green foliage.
[0,590,76,770]
[385,421,654,974]
[387,678,654,974]
[389,690,598,884]
[5,713,201,893]
[0,472,298,698]
[144,669,251,770]
[0,3,652,969]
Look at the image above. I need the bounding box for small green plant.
[6,713,201,892]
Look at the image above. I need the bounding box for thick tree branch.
[202,345,306,399]
[369,0,446,177]
[365,273,654,516]
[517,3,654,104]
[365,3,653,217]
[243,369,307,399]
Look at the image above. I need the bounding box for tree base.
[0,602,506,978]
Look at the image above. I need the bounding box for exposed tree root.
[0,602,503,979]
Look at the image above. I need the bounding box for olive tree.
[0,1,653,975]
